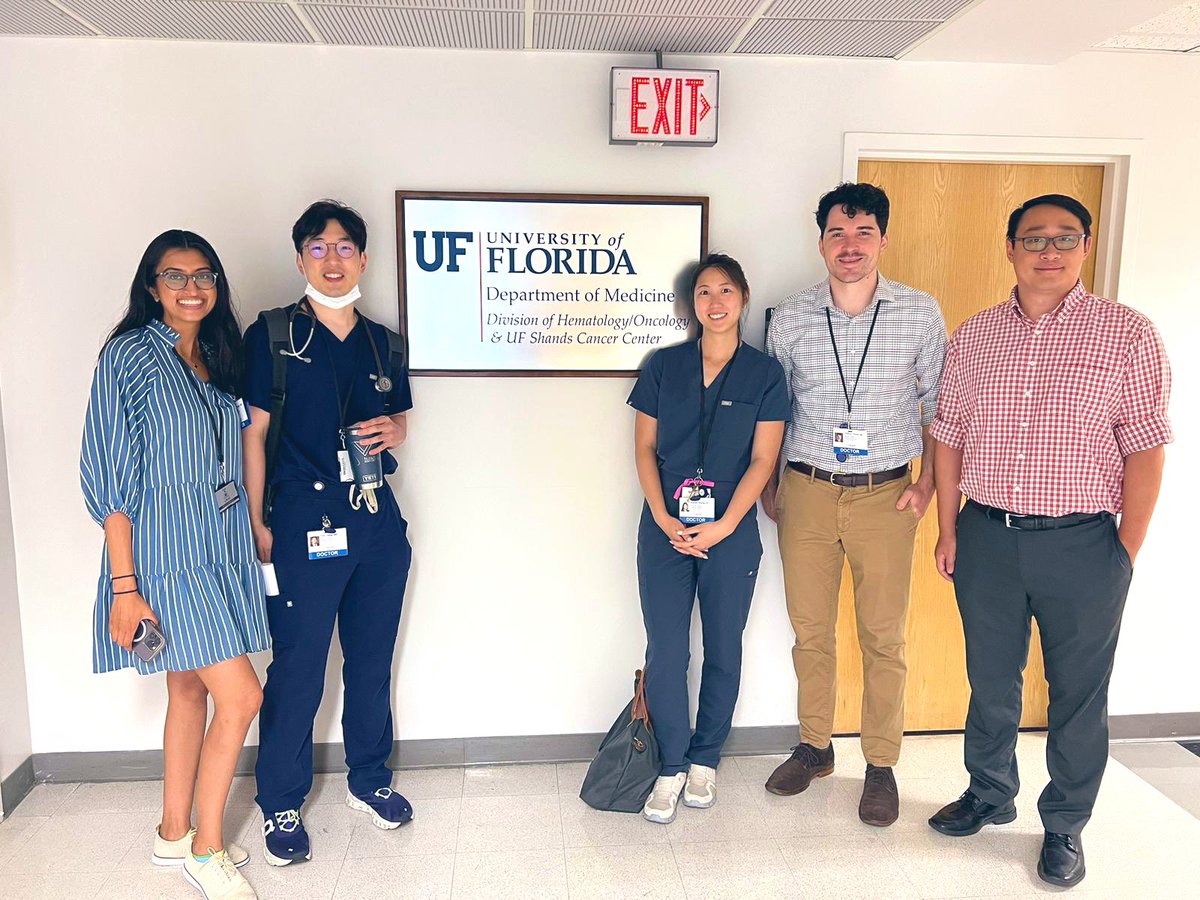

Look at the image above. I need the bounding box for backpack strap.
[261,307,293,526]
[380,326,408,417]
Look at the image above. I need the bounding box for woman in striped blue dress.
[81,230,268,900]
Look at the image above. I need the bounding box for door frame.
[842,133,1142,300]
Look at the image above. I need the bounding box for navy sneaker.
[262,809,311,867]
[346,787,413,830]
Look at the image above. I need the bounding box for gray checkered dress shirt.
[766,275,947,473]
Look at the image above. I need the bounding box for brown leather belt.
[787,461,909,488]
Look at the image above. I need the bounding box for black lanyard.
[696,341,740,477]
[172,349,225,478]
[316,318,367,428]
[825,301,881,422]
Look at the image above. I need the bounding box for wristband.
[111,573,138,582]
[113,588,140,595]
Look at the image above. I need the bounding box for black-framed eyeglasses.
[1013,234,1085,252]
[157,270,218,290]
[304,240,357,260]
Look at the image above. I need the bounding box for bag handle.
[631,669,650,723]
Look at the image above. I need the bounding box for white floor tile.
[878,827,1048,899]
[564,844,686,900]
[3,871,108,900]
[778,833,922,898]
[450,848,568,900]
[344,798,460,859]
[731,753,790,787]
[1109,741,1200,773]
[461,763,557,798]
[456,794,563,852]
[394,767,466,800]
[0,811,153,875]
[238,801,358,865]
[93,866,200,900]
[0,815,48,866]
[672,838,802,899]
[334,853,454,899]
[63,781,163,815]
[661,784,771,844]
[246,859,344,900]
[751,775,866,838]
[555,762,589,795]
[558,794,671,848]
[6,784,79,818]
[305,773,351,806]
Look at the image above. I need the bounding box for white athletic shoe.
[642,772,687,824]
[153,827,249,868]
[683,764,717,809]
[183,848,257,900]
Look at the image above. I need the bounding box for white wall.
[0,376,33,805]
[0,39,1196,755]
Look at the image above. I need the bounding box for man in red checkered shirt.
[925,194,1172,889]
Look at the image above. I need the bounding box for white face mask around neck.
[304,281,361,310]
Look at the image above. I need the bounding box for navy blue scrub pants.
[255,482,411,814]
[637,492,761,777]
[954,501,1132,835]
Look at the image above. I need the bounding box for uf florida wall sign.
[396,191,708,376]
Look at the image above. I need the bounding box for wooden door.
[829,160,1104,733]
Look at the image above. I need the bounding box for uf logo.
[413,231,473,272]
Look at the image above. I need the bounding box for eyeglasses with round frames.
[1013,234,1085,252]
[304,240,357,260]
[157,270,218,290]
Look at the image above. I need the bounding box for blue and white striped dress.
[81,318,269,674]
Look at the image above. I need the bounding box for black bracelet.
[111,573,138,582]
[112,588,140,595]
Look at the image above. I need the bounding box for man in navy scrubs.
[242,200,414,866]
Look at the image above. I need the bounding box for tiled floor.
[2,734,1198,899]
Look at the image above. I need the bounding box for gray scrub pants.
[953,500,1133,835]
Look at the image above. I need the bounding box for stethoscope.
[280,298,393,392]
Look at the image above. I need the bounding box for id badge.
[307,527,348,560]
[337,450,354,483]
[235,398,251,429]
[833,427,869,462]
[215,481,240,512]
[676,479,716,525]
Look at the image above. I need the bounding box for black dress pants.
[954,500,1133,835]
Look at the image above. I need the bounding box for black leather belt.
[969,501,1109,531]
[787,461,909,488]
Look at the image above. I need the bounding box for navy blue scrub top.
[243,302,413,487]
[628,340,789,492]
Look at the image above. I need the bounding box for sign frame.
[395,190,709,378]
[610,67,720,147]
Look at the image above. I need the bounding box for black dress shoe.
[928,789,1017,836]
[1038,832,1085,887]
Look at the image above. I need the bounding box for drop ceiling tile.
[1126,1,1200,36]
[534,12,742,51]
[306,0,522,8]
[764,0,971,21]
[736,16,935,55]
[1096,32,1200,51]
[59,0,313,42]
[0,0,94,35]
[303,4,522,46]
[536,0,758,15]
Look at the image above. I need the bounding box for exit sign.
[610,67,719,147]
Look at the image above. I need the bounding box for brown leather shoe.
[765,742,834,795]
[858,764,899,826]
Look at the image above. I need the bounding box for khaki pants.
[776,466,918,766]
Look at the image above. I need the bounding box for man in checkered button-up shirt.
[928,194,1173,889]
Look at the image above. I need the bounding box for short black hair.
[292,199,368,253]
[1006,194,1092,240]
[815,182,890,236]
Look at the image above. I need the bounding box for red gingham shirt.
[931,282,1173,516]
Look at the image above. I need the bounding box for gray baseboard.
[1,756,35,816]
[23,715,1195,789]
[1109,712,1200,742]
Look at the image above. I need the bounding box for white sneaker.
[183,848,257,899]
[642,772,687,824]
[683,764,717,809]
[153,827,249,868]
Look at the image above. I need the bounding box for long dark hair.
[105,230,243,395]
